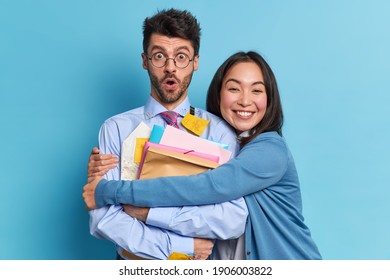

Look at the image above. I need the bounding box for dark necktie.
[160,111,180,128]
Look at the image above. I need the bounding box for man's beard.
[149,71,193,104]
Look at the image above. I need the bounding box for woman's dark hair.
[143,8,201,55]
[206,51,284,146]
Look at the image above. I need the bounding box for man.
[87,8,247,260]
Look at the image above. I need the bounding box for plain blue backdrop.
[1,0,389,259]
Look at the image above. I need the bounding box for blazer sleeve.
[95,133,289,208]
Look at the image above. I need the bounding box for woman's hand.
[82,176,103,210]
[87,147,118,183]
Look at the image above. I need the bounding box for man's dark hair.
[207,51,284,146]
[143,8,201,55]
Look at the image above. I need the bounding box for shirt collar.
[144,96,192,120]
[238,130,251,137]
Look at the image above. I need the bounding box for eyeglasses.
[146,52,194,69]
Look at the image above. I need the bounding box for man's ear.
[141,53,148,69]
[193,55,199,71]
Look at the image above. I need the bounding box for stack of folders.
[137,124,231,179]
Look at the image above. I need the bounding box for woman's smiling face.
[220,62,268,134]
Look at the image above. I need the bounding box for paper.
[159,125,232,164]
[134,138,150,163]
[181,112,210,136]
[204,139,229,150]
[140,142,220,166]
[149,125,165,143]
[121,122,151,180]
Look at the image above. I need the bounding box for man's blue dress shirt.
[89,96,248,259]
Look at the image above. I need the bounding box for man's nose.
[164,58,177,73]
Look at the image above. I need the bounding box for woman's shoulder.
[238,131,291,175]
[243,131,289,155]
[253,131,285,143]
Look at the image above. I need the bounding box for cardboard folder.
[138,144,220,179]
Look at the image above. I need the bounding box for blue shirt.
[95,131,322,259]
[89,96,248,259]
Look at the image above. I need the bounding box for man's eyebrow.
[149,45,191,53]
[149,46,164,53]
[175,46,191,53]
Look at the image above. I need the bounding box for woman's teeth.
[236,111,252,117]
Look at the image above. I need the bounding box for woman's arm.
[94,133,289,208]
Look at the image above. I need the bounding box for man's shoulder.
[196,108,234,134]
[194,108,237,152]
[103,106,145,125]
[195,108,225,125]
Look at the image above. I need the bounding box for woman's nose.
[237,93,251,106]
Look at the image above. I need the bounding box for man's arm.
[124,200,247,240]
[90,204,214,259]
[90,203,213,260]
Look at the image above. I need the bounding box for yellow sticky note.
[181,112,210,136]
[168,252,192,260]
[134,138,149,163]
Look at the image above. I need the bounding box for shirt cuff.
[146,207,176,229]
[95,179,117,207]
[170,233,194,256]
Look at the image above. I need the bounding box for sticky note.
[149,125,165,143]
[168,252,192,260]
[134,138,149,163]
[181,112,210,136]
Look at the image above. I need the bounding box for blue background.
[1,0,389,260]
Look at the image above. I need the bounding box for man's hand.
[82,176,103,210]
[88,147,118,183]
[123,204,150,222]
[193,238,214,260]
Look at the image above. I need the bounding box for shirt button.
[247,251,251,255]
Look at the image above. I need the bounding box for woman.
[83,51,322,259]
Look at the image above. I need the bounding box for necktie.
[160,111,180,128]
